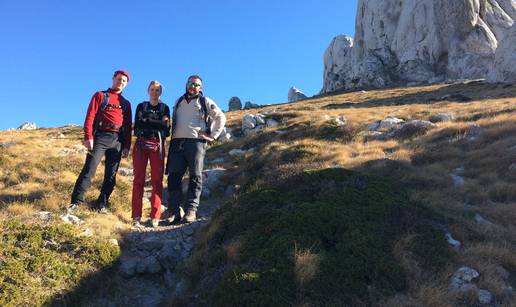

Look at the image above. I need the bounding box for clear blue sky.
[0,0,357,130]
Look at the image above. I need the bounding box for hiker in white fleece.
[166,75,226,224]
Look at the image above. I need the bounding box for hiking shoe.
[132,218,144,228]
[97,205,110,214]
[167,215,182,225]
[66,203,80,213]
[184,210,197,223]
[151,219,159,228]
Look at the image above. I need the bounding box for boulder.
[429,113,455,123]
[228,97,242,111]
[288,87,308,102]
[244,101,260,109]
[450,266,480,290]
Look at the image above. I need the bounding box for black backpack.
[135,101,168,137]
[92,90,129,136]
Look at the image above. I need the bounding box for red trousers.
[131,139,164,219]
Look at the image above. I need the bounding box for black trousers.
[71,132,122,205]
[167,138,206,215]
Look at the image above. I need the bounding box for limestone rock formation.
[490,23,516,83]
[322,0,516,93]
[288,86,308,102]
[228,97,242,111]
[18,122,37,130]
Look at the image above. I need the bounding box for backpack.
[93,90,128,136]
[171,94,211,136]
[135,101,169,137]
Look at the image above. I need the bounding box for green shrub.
[194,168,450,306]
[0,220,119,306]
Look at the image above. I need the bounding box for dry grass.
[1,81,515,305]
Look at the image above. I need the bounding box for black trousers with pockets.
[166,138,206,215]
[71,131,122,206]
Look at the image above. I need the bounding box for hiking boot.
[132,218,143,228]
[184,209,197,223]
[66,202,80,213]
[97,205,110,214]
[167,214,182,225]
[150,219,159,228]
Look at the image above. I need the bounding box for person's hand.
[122,148,129,158]
[83,139,93,151]
[198,131,214,142]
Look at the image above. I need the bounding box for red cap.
[114,69,130,81]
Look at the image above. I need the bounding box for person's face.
[112,73,128,92]
[186,78,202,96]
[148,84,161,100]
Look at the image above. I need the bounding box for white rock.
[378,117,405,130]
[451,174,465,186]
[218,127,233,142]
[334,116,347,126]
[445,232,461,248]
[490,24,516,83]
[37,211,53,222]
[18,122,37,130]
[288,86,308,102]
[429,113,455,123]
[478,289,494,305]
[266,119,279,127]
[474,213,494,226]
[465,124,482,141]
[59,213,84,225]
[79,228,94,237]
[118,167,133,177]
[109,238,119,246]
[255,113,266,125]
[450,266,480,290]
[242,114,257,130]
[321,0,516,92]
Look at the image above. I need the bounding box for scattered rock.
[451,166,465,187]
[474,213,494,226]
[229,148,253,157]
[266,119,279,127]
[0,141,16,149]
[445,232,461,248]
[18,122,37,130]
[59,213,84,225]
[429,113,455,123]
[478,289,494,305]
[48,132,65,139]
[288,86,308,102]
[376,117,405,130]
[36,211,53,222]
[79,228,94,237]
[140,237,163,251]
[243,101,259,109]
[109,238,119,246]
[465,124,482,141]
[450,266,480,291]
[118,167,134,177]
[202,168,226,198]
[394,120,436,139]
[218,127,233,142]
[228,97,242,111]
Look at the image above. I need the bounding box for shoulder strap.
[199,96,211,134]
[142,101,149,113]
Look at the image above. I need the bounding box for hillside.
[1,80,515,306]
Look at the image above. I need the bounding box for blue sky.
[0,0,357,130]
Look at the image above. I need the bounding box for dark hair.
[187,75,203,83]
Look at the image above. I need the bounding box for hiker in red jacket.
[131,80,170,228]
[67,69,133,213]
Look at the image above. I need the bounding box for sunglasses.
[187,81,201,87]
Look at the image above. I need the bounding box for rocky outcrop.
[489,23,516,83]
[18,122,37,130]
[228,97,242,111]
[244,101,260,109]
[322,0,516,93]
[288,86,308,102]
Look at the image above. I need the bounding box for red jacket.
[83,88,132,150]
